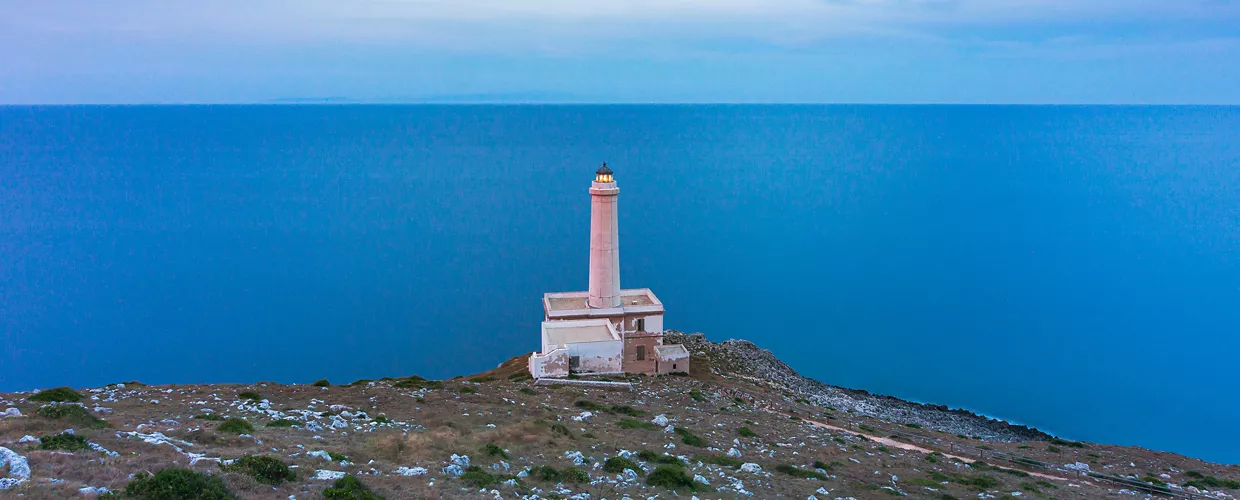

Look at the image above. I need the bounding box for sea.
[2,105,1238,464]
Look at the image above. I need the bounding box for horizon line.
[3,102,1238,107]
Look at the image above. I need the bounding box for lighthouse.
[588,163,621,309]
[530,163,687,379]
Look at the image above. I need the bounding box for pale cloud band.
[2,0,1238,103]
[6,0,1237,46]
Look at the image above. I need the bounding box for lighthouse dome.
[595,163,614,182]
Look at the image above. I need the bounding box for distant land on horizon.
[7,100,1239,106]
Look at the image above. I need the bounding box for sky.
[1,0,1239,104]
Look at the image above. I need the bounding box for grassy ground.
[2,360,1238,499]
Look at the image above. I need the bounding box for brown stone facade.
[621,332,661,375]
[655,353,689,375]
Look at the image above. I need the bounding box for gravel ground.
[2,336,1238,499]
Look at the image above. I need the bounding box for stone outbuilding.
[528,165,688,379]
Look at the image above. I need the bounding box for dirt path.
[763,407,1083,485]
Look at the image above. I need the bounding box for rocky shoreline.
[666,331,1050,442]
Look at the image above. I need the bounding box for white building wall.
[566,340,623,374]
[529,348,570,379]
[644,315,663,334]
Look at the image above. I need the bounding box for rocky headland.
[1,333,1237,499]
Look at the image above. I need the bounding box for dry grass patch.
[368,426,463,465]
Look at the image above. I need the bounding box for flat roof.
[544,289,664,318]
[542,319,619,347]
[654,344,689,358]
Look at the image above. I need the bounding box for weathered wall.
[616,313,664,334]
[656,349,690,375]
[641,314,663,333]
[566,340,623,374]
[529,349,569,379]
[622,334,660,375]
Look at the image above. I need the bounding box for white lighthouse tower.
[529,163,687,380]
[587,163,621,309]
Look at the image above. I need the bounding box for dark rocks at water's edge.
[664,330,1051,442]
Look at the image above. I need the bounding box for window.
[570,356,580,369]
[636,318,645,332]
[673,363,677,370]
[636,345,646,361]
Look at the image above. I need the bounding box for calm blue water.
[2,105,1239,462]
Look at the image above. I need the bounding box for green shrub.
[266,419,299,428]
[674,427,706,447]
[312,379,331,387]
[549,423,572,437]
[519,388,536,395]
[906,477,942,488]
[774,464,828,480]
[322,474,384,500]
[617,419,659,431]
[531,465,585,483]
[929,471,999,491]
[222,455,295,485]
[468,377,496,383]
[218,418,254,434]
[603,456,641,473]
[575,400,606,412]
[813,460,833,471]
[905,423,923,429]
[39,432,89,452]
[1184,472,1240,490]
[534,465,563,482]
[961,474,1001,490]
[237,391,262,402]
[29,387,83,403]
[195,413,225,421]
[36,404,108,428]
[1049,438,1085,448]
[689,390,707,402]
[696,455,743,468]
[737,426,759,438]
[646,465,710,491]
[646,465,693,489]
[482,443,509,459]
[460,466,497,488]
[393,377,442,390]
[562,467,589,484]
[1046,445,1061,453]
[637,450,684,465]
[459,387,477,395]
[122,468,236,499]
[610,405,645,417]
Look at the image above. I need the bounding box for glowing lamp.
[595,163,614,183]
